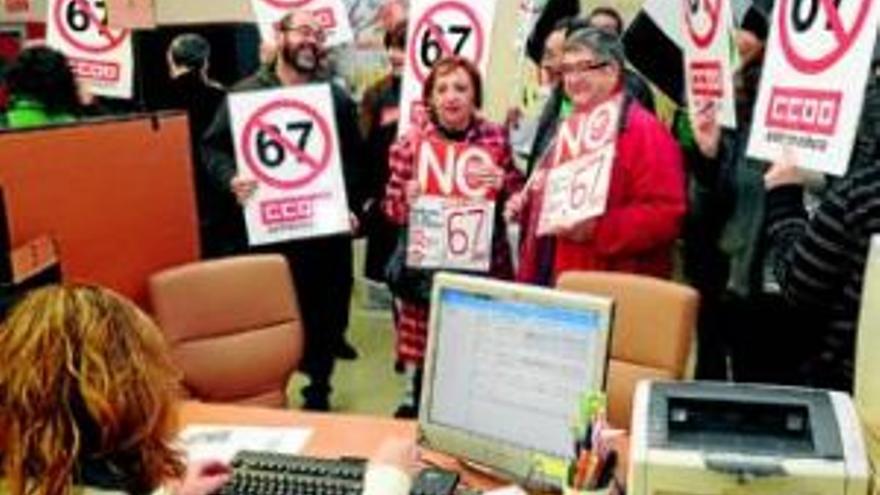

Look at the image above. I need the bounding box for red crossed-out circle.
[54,0,128,54]
[259,0,313,10]
[241,99,334,190]
[408,1,485,83]
[684,0,722,49]
[778,0,873,74]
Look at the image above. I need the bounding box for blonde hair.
[0,285,185,495]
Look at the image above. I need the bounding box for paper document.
[178,424,313,462]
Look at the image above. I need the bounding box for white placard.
[249,0,353,47]
[229,84,351,246]
[746,0,880,176]
[408,195,495,271]
[398,0,499,135]
[46,0,133,99]
[406,137,503,271]
[681,0,737,128]
[178,424,312,463]
[537,97,622,236]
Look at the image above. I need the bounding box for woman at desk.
[0,285,415,495]
[0,285,228,495]
[383,56,525,418]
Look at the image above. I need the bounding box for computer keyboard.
[220,450,461,495]
[221,451,367,495]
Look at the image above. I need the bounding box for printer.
[628,381,869,495]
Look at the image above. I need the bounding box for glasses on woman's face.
[560,59,609,75]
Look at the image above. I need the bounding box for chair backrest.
[556,271,698,429]
[149,254,303,407]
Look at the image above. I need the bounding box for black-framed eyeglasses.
[278,23,326,43]
[560,60,609,75]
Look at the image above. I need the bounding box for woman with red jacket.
[511,28,685,285]
[383,56,524,417]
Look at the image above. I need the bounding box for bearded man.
[201,10,367,411]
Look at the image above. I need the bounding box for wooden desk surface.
[179,401,521,491]
[179,401,417,459]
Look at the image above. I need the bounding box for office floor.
[287,240,407,416]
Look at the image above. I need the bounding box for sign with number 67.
[407,196,494,272]
[538,148,615,236]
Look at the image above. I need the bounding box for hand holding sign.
[231,176,259,205]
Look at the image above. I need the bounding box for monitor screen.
[419,273,613,485]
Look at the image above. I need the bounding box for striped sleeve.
[383,132,417,225]
[766,182,857,309]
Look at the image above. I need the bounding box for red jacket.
[518,99,686,283]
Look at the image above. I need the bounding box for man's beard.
[283,43,320,75]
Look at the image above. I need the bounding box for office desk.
[179,401,512,491]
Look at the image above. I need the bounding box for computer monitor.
[418,273,614,488]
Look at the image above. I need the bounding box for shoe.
[302,395,330,412]
[334,340,359,360]
[393,403,419,419]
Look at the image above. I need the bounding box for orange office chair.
[557,271,698,429]
[149,254,304,407]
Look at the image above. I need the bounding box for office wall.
[0,114,200,305]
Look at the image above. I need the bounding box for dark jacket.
[360,74,402,281]
[766,166,880,391]
[200,64,367,251]
[163,71,231,258]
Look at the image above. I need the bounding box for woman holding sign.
[512,28,685,286]
[383,56,524,418]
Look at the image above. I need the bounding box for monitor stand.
[454,457,559,493]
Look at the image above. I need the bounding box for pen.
[595,450,618,489]
[573,449,591,489]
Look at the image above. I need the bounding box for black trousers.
[252,235,353,400]
[697,291,822,386]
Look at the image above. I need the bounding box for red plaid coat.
[383,117,524,364]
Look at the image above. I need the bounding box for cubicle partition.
[0,113,199,305]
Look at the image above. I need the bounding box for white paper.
[537,97,622,236]
[46,0,134,99]
[178,424,312,463]
[228,84,351,246]
[746,0,880,176]
[538,148,615,236]
[407,195,494,271]
[681,0,738,128]
[483,487,529,495]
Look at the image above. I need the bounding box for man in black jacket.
[201,10,367,410]
[165,33,232,259]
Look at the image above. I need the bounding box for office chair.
[557,271,698,429]
[149,254,303,407]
